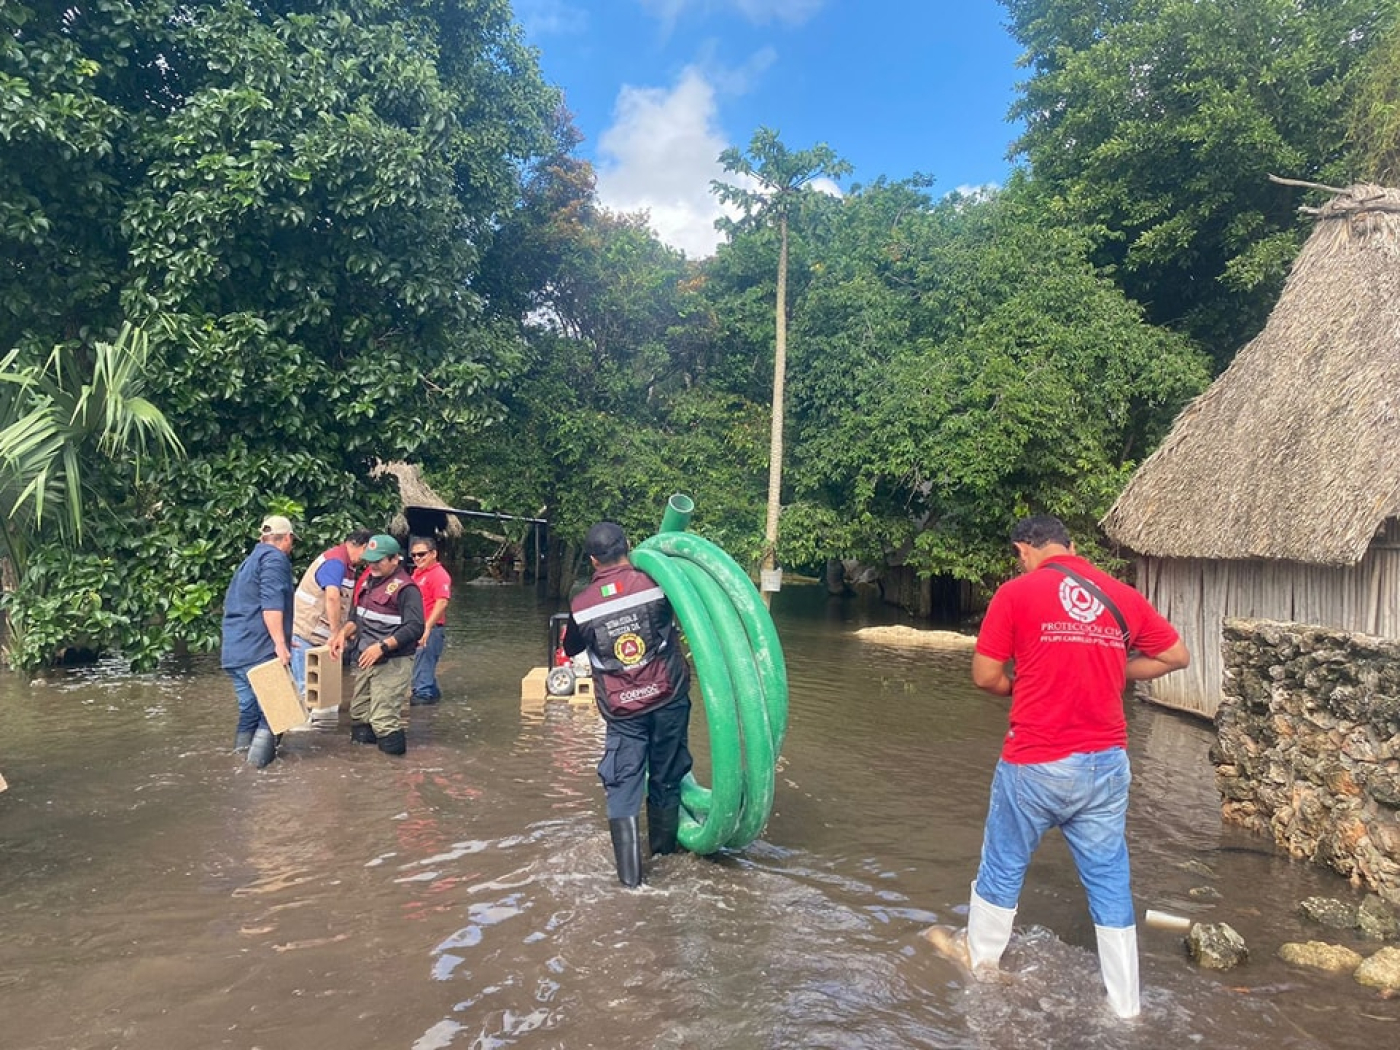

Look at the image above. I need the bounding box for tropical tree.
[1,0,560,664]
[712,129,851,596]
[781,179,1212,585]
[0,325,181,566]
[1003,0,1396,358]
[446,178,764,582]
[0,324,183,665]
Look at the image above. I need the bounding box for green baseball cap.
[361,534,401,562]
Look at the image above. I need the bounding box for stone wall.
[1215,618,1400,905]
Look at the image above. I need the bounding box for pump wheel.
[545,665,577,697]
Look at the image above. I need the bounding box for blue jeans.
[411,624,446,700]
[227,665,270,740]
[974,749,1134,928]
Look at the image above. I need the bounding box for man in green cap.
[328,534,424,755]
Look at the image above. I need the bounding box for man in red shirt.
[408,536,452,705]
[928,515,1188,1020]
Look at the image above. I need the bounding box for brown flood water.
[1,582,1397,1050]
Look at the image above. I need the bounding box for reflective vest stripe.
[571,586,667,624]
[359,608,404,626]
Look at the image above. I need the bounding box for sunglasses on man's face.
[410,551,431,559]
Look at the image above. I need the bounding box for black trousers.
[598,694,693,819]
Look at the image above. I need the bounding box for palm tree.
[0,322,183,579]
[713,129,850,605]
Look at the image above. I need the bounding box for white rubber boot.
[967,884,1017,970]
[1095,924,1141,1019]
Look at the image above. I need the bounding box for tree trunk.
[760,214,789,609]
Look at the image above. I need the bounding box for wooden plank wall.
[1136,519,1400,719]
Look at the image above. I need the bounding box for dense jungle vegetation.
[2,0,1397,670]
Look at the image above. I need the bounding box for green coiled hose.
[630,494,789,853]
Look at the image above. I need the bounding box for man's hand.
[357,642,386,670]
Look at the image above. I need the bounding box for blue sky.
[514,0,1026,257]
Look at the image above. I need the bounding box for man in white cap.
[220,515,296,767]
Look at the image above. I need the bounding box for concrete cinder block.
[248,658,308,734]
[305,645,347,713]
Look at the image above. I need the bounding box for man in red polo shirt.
[927,515,1188,1020]
[408,536,452,704]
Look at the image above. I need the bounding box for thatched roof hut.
[1103,182,1400,717]
[371,460,464,538]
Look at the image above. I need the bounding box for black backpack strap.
[1044,563,1130,647]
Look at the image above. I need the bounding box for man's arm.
[263,610,290,665]
[421,597,449,643]
[394,586,425,649]
[1126,639,1190,682]
[971,652,1013,696]
[561,616,586,658]
[328,606,358,659]
[323,586,343,636]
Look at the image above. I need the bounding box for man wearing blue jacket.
[220,515,296,768]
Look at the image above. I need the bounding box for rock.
[1186,922,1250,970]
[1354,946,1400,991]
[1299,896,1358,929]
[1358,894,1400,941]
[1277,941,1363,973]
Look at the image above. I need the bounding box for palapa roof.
[1102,183,1400,566]
[370,460,464,537]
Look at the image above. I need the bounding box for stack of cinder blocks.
[305,645,347,724]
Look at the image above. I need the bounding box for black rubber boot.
[233,731,254,752]
[647,802,680,856]
[377,729,407,756]
[246,726,277,768]
[609,816,643,888]
[350,722,377,744]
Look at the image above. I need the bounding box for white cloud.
[595,68,736,258]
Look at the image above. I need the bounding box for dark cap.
[583,521,628,562]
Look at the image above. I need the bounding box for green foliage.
[0,324,181,563]
[713,127,853,231]
[781,181,1211,583]
[714,128,853,571]
[2,444,394,671]
[1348,17,1400,183]
[1004,0,1397,357]
[1,0,558,667]
[8,0,1391,651]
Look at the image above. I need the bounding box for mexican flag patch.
[600,583,618,597]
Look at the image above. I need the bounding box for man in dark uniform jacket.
[329,534,423,757]
[563,521,693,887]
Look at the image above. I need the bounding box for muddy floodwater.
[2,582,1398,1050]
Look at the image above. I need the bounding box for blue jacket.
[220,542,294,669]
